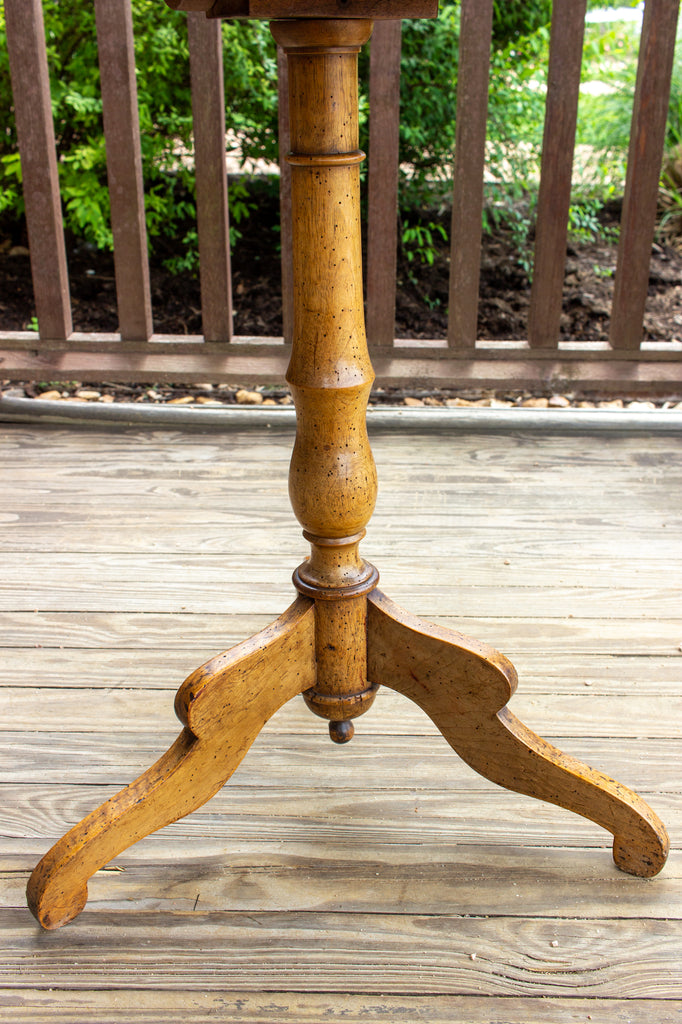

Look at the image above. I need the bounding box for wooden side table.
[27,1,668,931]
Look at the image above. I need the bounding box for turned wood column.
[271,19,379,741]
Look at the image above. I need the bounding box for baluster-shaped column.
[272,20,379,742]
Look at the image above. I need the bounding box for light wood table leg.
[367,590,669,878]
[27,598,316,929]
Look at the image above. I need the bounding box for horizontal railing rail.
[2,0,681,394]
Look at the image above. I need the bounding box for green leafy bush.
[1,0,679,271]
[0,1,278,261]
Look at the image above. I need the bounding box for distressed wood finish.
[527,0,587,349]
[274,18,379,738]
[3,993,682,1024]
[368,590,669,878]
[94,0,154,342]
[188,12,234,341]
[25,12,670,934]
[3,0,72,341]
[27,597,316,929]
[276,19,378,558]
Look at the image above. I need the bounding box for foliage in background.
[0,0,680,274]
[0,0,278,264]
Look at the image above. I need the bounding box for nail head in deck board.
[94,0,154,342]
[448,0,493,350]
[3,0,72,341]
[610,0,681,351]
[528,0,587,349]
[188,13,234,342]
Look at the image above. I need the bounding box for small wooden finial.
[329,720,354,744]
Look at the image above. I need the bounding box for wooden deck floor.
[1,417,681,1022]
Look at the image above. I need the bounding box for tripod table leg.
[367,589,669,878]
[28,596,316,929]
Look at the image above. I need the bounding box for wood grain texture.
[277,43,294,343]
[6,785,680,858]
[1,421,680,1016]
[188,11,234,341]
[94,0,154,341]
[3,0,72,341]
[26,598,316,928]
[448,0,493,349]
[366,19,402,349]
[274,20,378,559]
[2,992,682,1024]
[5,687,682,741]
[3,910,681,997]
[610,0,681,350]
[2,343,681,391]
[6,845,682,918]
[4,732,680,792]
[528,0,587,348]
[367,590,670,877]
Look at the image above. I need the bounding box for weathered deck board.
[2,910,681,997]
[1,610,679,652]
[3,846,681,916]
[3,733,679,790]
[2,992,681,1024]
[5,649,681,694]
[5,686,682,739]
[0,421,680,1017]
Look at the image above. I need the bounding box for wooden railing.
[2,0,681,393]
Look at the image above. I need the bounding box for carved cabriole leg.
[367,590,669,878]
[272,19,379,743]
[27,597,316,929]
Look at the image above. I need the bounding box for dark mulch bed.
[2,190,682,342]
[2,191,681,408]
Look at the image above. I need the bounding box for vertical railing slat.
[528,0,587,349]
[278,44,294,344]
[609,0,680,350]
[4,0,72,340]
[447,0,493,350]
[188,12,233,342]
[94,0,153,342]
[366,19,402,351]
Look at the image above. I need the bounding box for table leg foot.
[367,589,669,878]
[28,597,316,929]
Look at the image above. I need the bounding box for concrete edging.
[1,395,682,433]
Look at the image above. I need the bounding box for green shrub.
[1,0,678,269]
[0,1,278,261]
[492,0,551,48]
